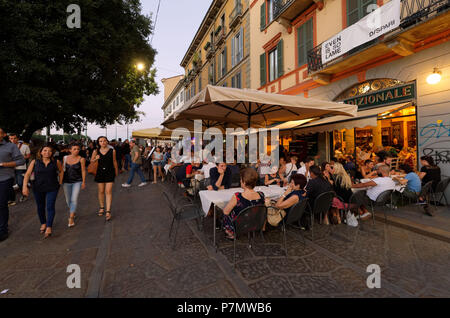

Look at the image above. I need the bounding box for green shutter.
[277,39,284,78]
[224,46,227,75]
[298,19,313,66]
[260,2,266,31]
[260,52,266,86]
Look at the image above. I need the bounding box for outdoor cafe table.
[352,177,406,193]
[199,185,286,250]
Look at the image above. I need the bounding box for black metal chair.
[370,190,394,225]
[431,178,450,207]
[231,173,241,188]
[232,205,267,266]
[162,190,203,250]
[280,198,310,256]
[309,191,335,241]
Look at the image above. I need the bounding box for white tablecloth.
[352,178,406,193]
[199,186,286,216]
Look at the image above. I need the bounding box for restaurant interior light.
[426,68,442,85]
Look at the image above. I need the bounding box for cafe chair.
[232,205,267,267]
[280,198,310,257]
[416,181,434,206]
[162,190,203,250]
[231,173,241,188]
[370,190,394,225]
[431,178,450,207]
[308,191,335,241]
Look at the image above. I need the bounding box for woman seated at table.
[327,163,353,225]
[265,166,287,187]
[222,168,266,240]
[306,165,333,216]
[284,156,298,182]
[321,162,334,185]
[274,174,307,221]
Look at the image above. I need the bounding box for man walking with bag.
[121,140,147,188]
[0,128,25,242]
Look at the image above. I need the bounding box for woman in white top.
[284,156,298,181]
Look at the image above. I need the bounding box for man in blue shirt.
[393,164,422,205]
[0,128,26,242]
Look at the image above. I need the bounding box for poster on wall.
[321,0,401,64]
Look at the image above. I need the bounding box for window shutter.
[239,27,244,61]
[260,52,266,86]
[277,39,284,78]
[260,2,266,30]
[231,75,235,88]
[231,36,236,67]
[224,46,227,75]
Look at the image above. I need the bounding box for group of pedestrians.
[0,128,145,241]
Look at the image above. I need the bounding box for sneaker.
[121,183,131,188]
[138,182,147,187]
[19,196,27,203]
[8,201,16,207]
[360,212,372,220]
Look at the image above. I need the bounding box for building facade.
[161,75,185,121]
[249,0,449,188]
[181,0,252,101]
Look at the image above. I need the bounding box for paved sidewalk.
[0,174,449,298]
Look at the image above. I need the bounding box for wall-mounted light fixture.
[426,68,442,85]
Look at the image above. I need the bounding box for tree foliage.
[0,0,159,140]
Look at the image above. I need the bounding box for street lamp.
[426,68,442,85]
[136,63,145,71]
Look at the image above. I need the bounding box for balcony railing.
[206,45,215,60]
[229,2,243,29]
[307,0,449,73]
[273,0,295,19]
[214,26,227,47]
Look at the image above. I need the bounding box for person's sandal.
[44,228,52,239]
[98,207,105,216]
[68,217,75,228]
[40,225,47,234]
[105,211,112,222]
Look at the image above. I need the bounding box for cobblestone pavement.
[0,174,449,298]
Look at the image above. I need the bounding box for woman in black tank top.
[90,137,118,221]
[23,146,63,238]
[62,143,86,228]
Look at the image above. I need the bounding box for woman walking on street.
[90,137,118,221]
[62,143,86,228]
[23,145,63,238]
[152,146,164,184]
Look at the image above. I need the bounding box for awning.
[293,102,413,135]
[132,128,162,139]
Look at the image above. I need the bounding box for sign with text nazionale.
[321,0,401,64]
[344,83,415,109]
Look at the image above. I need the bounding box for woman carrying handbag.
[23,145,64,238]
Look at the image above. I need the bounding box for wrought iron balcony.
[206,45,215,60]
[229,1,243,29]
[307,0,450,75]
[214,26,227,47]
[273,0,314,22]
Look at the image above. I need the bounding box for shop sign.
[321,0,401,64]
[344,83,415,110]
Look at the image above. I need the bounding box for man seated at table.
[200,151,216,187]
[392,163,421,204]
[352,164,396,220]
[208,162,232,191]
[176,161,202,192]
[359,159,378,180]
[297,157,315,181]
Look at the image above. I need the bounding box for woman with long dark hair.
[305,165,333,222]
[419,156,441,191]
[23,145,64,238]
[90,137,118,221]
[62,143,86,228]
